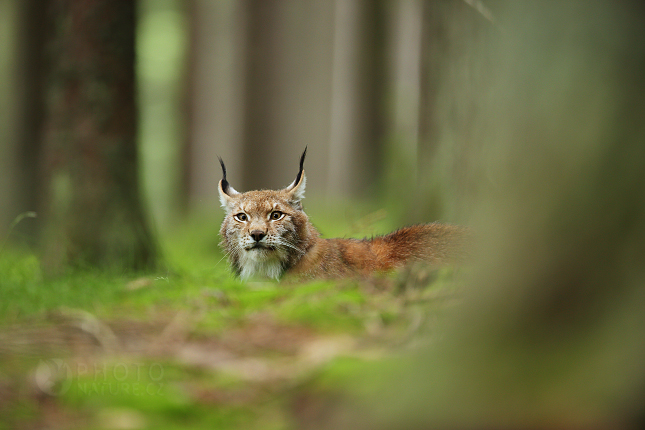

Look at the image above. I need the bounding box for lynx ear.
[284,147,307,205]
[218,157,240,213]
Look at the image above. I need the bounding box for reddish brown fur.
[288,223,469,279]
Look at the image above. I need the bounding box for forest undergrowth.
[0,207,462,430]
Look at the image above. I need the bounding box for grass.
[0,205,460,429]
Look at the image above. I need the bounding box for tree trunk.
[0,0,45,243]
[239,0,335,194]
[327,0,387,198]
[41,0,158,273]
[239,0,286,192]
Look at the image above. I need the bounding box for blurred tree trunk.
[41,0,158,273]
[387,0,495,224]
[239,0,335,194]
[383,0,423,217]
[240,0,289,192]
[355,0,388,195]
[183,0,246,211]
[0,0,45,243]
[180,0,197,215]
[327,0,387,198]
[417,0,494,220]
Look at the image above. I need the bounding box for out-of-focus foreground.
[303,2,645,429]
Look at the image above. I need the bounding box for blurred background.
[0,0,490,253]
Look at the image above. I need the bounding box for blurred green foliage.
[137,0,188,230]
[0,199,458,428]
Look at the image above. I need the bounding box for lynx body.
[218,149,468,280]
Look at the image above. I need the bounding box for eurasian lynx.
[218,149,468,280]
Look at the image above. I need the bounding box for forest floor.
[0,208,462,430]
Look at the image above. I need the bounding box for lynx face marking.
[218,149,309,279]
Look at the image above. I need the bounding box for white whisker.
[278,239,305,256]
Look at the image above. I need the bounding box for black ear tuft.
[293,146,307,187]
[218,156,230,194]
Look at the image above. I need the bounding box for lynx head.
[218,148,312,279]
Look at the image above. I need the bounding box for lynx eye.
[270,211,285,220]
[233,213,248,222]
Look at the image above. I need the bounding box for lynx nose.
[250,230,266,242]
